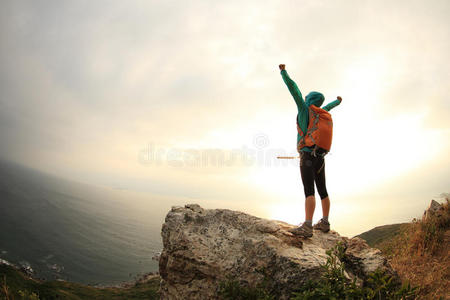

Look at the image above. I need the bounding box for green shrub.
[291,242,418,300]
[0,265,160,300]
[218,242,418,300]
[1,275,39,300]
[291,241,364,300]
[18,289,40,300]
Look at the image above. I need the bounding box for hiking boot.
[313,218,330,233]
[288,222,313,238]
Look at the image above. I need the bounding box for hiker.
[278,64,342,238]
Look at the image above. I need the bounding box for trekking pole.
[276,156,299,159]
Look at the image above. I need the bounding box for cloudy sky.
[1,0,449,236]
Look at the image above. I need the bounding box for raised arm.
[279,64,307,111]
[322,96,342,112]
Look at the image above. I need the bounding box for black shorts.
[299,151,328,199]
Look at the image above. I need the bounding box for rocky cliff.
[159,204,397,299]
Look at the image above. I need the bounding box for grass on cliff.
[355,223,410,248]
[372,198,450,299]
[0,264,160,300]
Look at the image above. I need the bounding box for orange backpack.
[296,105,333,154]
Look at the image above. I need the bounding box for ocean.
[0,160,165,286]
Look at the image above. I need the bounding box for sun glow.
[267,202,303,225]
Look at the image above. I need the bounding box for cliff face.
[159,204,396,300]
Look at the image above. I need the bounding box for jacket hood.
[305,91,324,107]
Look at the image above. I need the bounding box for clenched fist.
[279,64,285,70]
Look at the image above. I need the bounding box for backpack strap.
[296,113,304,137]
[312,144,329,157]
[307,109,320,145]
[296,113,306,152]
[313,145,327,174]
[317,160,325,174]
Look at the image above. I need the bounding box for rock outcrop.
[422,199,446,222]
[159,204,397,300]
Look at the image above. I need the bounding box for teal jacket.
[281,69,341,152]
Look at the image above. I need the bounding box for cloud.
[0,0,449,214]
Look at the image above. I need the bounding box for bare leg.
[305,195,315,221]
[321,196,330,218]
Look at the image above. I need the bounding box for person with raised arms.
[279,64,342,238]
